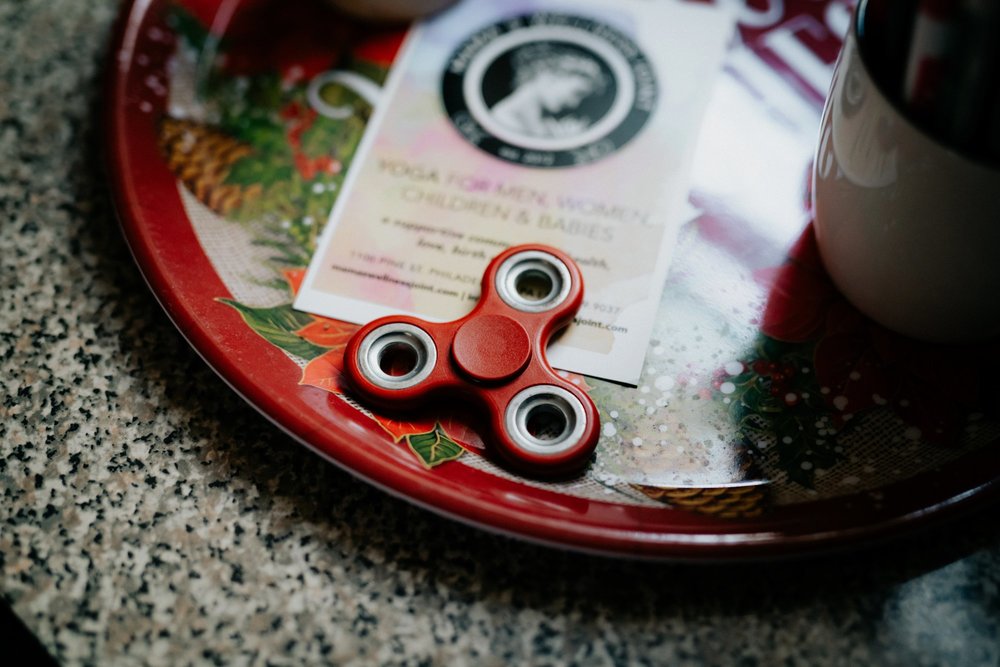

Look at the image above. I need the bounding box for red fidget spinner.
[344,244,600,477]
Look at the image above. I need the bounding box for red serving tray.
[106,0,1000,559]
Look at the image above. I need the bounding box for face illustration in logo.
[442,15,657,168]
[489,44,610,139]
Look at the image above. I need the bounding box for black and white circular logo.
[442,14,657,168]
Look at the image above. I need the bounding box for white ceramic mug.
[812,11,1000,342]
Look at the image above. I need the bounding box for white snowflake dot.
[654,375,675,391]
[724,361,744,376]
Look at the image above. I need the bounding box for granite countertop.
[2,1,1000,665]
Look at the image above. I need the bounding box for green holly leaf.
[406,423,466,468]
[300,115,366,161]
[344,57,390,86]
[770,413,844,488]
[226,156,296,188]
[244,73,287,116]
[225,112,289,155]
[717,334,847,488]
[313,83,367,117]
[166,7,210,53]
[218,299,328,360]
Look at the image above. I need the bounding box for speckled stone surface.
[2,1,1000,665]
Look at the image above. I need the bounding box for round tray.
[106,0,1000,559]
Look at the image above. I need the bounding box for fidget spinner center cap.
[452,314,531,383]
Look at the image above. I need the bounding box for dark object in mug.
[857,0,1000,164]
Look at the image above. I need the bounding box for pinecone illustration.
[634,481,770,519]
[159,118,262,216]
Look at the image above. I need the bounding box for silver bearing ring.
[504,385,587,456]
[356,323,437,390]
[495,250,572,313]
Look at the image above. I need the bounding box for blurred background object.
[325,0,459,22]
